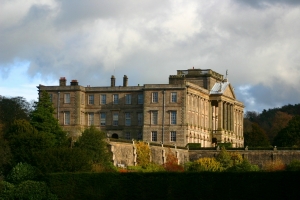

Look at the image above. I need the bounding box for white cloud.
[1,0,300,112]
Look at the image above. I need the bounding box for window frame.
[64,111,70,125]
[113,113,119,126]
[100,112,106,126]
[64,93,70,104]
[113,94,119,104]
[171,92,177,103]
[125,112,131,126]
[88,94,94,105]
[125,94,132,104]
[125,132,131,140]
[152,92,158,103]
[151,111,158,125]
[100,94,106,105]
[138,94,144,104]
[170,111,177,125]
[88,113,94,126]
[170,131,176,142]
[151,131,157,141]
[137,112,143,126]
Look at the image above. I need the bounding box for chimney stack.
[111,75,115,87]
[59,77,66,86]
[123,75,128,87]
[70,80,79,86]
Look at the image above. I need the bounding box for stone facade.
[38,68,244,147]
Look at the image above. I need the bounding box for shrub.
[135,141,151,167]
[262,160,286,172]
[286,160,300,171]
[187,157,222,172]
[217,143,232,148]
[0,181,15,199]
[127,163,165,172]
[14,180,57,200]
[226,159,260,172]
[216,147,233,170]
[6,162,38,184]
[163,148,184,172]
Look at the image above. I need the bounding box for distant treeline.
[244,103,300,147]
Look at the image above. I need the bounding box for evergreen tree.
[6,120,55,164]
[244,123,270,147]
[273,116,300,147]
[30,90,66,146]
[75,126,113,171]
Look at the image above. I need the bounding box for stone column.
[223,102,227,130]
[218,100,223,130]
[230,104,234,131]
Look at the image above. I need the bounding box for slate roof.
[210,81,230,95]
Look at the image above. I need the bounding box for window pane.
[152,92,158,103]
[151,131,157,141]
[125,112,131,126]
[100,113,106,126]
[138,94,143,104]
[100,94,106,104]
[64,93,70,103]
[137,112,143,126]
[113,94,119,104]
[125,94,131,104]
[125,132,131,140]
[113,113,118,126]
[151,111,158,125]
[137,132,142,140]
[171,92,177,103]
[171,111,177,125]
[88,113,94,126]
[64,111,70,125]
[171,131,176,142]
[88,95,94,104]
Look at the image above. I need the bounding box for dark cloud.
[1,0,300,112]
[234,0,300,9]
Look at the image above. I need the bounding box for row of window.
[151,111,177,125]
[152,92,177,103]
[62,92,178,104]
[87,94,143,105]
[64,111,177,126]
[151,131,177,142]
[124,132,143,140]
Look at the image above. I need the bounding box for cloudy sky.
[1,0,300,113]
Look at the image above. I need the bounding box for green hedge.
[46,172,300,200]
[217,143,232,148]
[187,143,201,149]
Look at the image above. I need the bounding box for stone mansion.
[37,68,244,147]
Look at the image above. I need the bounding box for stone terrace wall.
[189,149,300,168]
[108,141,189,167]
[108,141,300,168]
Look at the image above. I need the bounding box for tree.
[0,96,31,130]
[6,120,55,164]
[75,126,113,171]
[163,148,184,172]
[226,159,259,172]
[187,157,222,172]
[244,123,270,147]
[135,141,151,168]
[30,90,66,146]
[273,116,300,147]
[268,111,293,143]
[216,147,233,169]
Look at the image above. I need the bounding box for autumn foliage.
[135,141,151,167]
[163,148,184,172]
